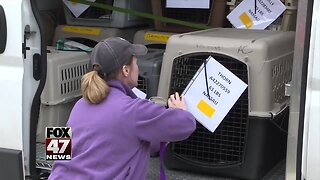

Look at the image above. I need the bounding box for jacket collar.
[107,80,138,99]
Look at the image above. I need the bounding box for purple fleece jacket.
[49,80,196,180]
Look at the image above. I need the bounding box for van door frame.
[28,0,47,177]
[286,0,314,179]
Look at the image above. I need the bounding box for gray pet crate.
[37,47,89,143]
[133,29,176,49]
[63,0,152,28]
[157,28,294,180]
[137,48,164,99]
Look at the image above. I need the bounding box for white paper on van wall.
[227,0,286,29]
[63,0,96,18]
[166,0,210,9]
[183,56,248,133]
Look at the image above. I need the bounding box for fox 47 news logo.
[46,127,72,160]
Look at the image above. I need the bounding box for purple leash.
[159,142,166,180]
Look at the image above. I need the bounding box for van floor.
[36,143,285,179]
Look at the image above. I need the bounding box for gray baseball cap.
[90,37,148,74]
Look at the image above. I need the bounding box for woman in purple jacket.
[49,37,196,180]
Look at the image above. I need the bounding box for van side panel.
[302,1,320,179]
[0,0,24,151]
[0,0,41,177]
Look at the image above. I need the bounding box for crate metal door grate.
[169,53,249,165]
[137,75,148,94]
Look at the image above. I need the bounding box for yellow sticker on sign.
[197,99,216,118]
[144,32,170,43]
[62,25,101,36]
[239,12,253,29]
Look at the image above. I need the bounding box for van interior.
[28,0,306,179]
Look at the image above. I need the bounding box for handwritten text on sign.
[183,56,248,132]
[227,0,286,29]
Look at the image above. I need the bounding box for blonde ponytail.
[81,70,110,104]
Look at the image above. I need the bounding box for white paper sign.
[183,56,248,132]
[132,87,147,99]
[166,0,210,9]
[63,0,96,18]
[227,0,286,29]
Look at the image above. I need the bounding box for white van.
[0,0,318,179]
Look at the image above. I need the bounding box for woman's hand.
[167,92,187,111]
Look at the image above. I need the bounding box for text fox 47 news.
[45,127,72,160]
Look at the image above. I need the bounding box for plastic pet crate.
[157,28,294,180]
[41,47,90,105]
[280,0,297,31]
[226,0,241,12]
[52,25,144,47]
[133,29,176,49]
[63,0,152,28]
[37,47,90,143]
[136,48,164,98]
[36,101,77,143]
[151,0,227,33]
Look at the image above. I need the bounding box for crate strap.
[204,58,211,98]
